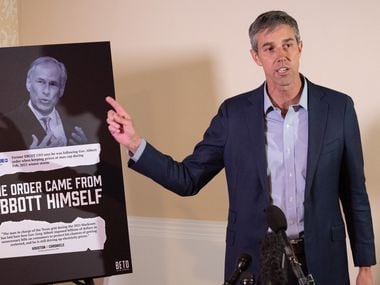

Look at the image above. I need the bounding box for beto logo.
[115,259,130,272]
[0,158,8,164]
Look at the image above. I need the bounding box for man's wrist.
[359,266,372,272]
[128,137,142,154]
[129,139,146,162]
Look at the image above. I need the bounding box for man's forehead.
[32,63,61,77]
[259,24,296,40]
[35,62,59,70]
[255,25,297,49]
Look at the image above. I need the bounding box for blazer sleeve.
[340,96,376,266]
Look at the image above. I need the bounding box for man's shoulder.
[4,101,33,123]
[222,83,265,107]
[307,79,351,103]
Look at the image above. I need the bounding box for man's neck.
[266,75,304,116]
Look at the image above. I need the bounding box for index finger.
[105,96,130,118]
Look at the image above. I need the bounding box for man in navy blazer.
[106,11,376,284]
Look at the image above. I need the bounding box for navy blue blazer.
[129,78,376,284]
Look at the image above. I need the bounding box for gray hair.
[248,11,301,52]
[27,56,67,95]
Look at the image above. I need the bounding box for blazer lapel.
[245,85,268,193]
[305,80,329,201]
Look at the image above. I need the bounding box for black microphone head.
[237,253,252,272]
[258,232,288,285]
[266,205,287,233]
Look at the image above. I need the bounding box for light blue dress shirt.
[264,79,308,238]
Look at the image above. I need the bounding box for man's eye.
[284,43,293,48]
[264,47,273,52]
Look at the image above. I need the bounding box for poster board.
[0,42,132,284]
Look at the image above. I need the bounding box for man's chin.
[275,75,299,88]
[36,106,54,116]
[275,79,292,88]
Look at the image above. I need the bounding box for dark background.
[0,42,132,285]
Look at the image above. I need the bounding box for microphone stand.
[287,254,314,285]
[72,279,95,285]
[279,231,315,285]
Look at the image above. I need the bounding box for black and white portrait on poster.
[0,42,132,284]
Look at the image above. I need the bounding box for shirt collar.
[263,75,308,114]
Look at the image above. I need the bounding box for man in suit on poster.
[106,11,376,284]
[4,56,88,150]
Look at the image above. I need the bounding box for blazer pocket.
[331,224,346,241]
[320,138,341,155]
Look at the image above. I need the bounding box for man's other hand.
[356,267,374,285]
[68,126,88,145]
[29,133,65,149]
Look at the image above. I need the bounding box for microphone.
[266,205,315,285]
[224,253,252,285]
[258,232,287,284]
[239,271,255,285]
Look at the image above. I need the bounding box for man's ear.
[250,49,262,66]
[26,78,31,92]
[298,40,303,54]
[59,87,65,98]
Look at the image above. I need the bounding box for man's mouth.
[40,99,50,104]
[277,67,289,74]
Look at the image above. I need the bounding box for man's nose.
[42,83,50,95]
[275,47,287,62]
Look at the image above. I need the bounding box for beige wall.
[17,0,379,279]
[0,0,18,46]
